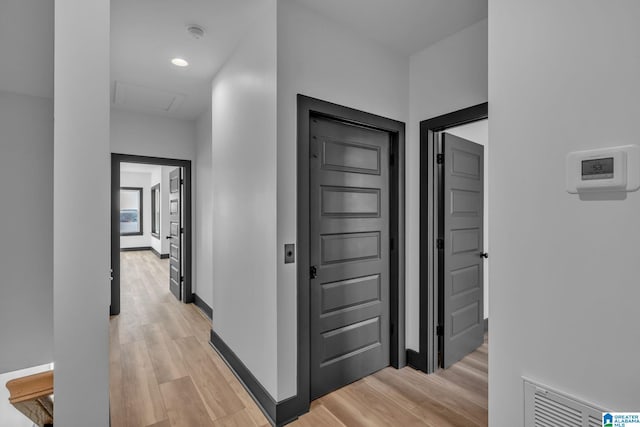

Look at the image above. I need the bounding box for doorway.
[110,154,192,316]
[410,103,488,374]
[296,95,406,411]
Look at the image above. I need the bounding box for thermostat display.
[566,145,639,193]
[581,157,614,180]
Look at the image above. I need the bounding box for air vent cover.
[113,81,185,113]
[524,378,606,427]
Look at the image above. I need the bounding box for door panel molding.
[168,167,182,301]
[409,102,487,374]
[110,153,193,315]
[442,133,484,367]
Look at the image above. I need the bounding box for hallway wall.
[210,0,279,398]
[489,1,640,423]
[0,91,53,373]
[195,107,213,309]
[110,109,196,161]
[276,0,409,400]
[53,0,110,423]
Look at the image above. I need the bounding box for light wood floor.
[110,250,488,427]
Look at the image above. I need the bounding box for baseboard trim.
[406,349,426,371]
[150,246,169,259]
[193,294,212,319]
[209,330,302,426]
[407,319,488,373]
[120,246,151,252]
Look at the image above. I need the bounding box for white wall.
[0,91,53,374]
[489,1,640,424]
[445,119,489,319]
[120,171,152,249]
[195,107,213,308]
[54,0,110,424]
[211,0,278,398]
[407,19,488,351]
[111,108,196,161]
[276,0,409,400]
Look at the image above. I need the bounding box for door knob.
[480,252,488,259]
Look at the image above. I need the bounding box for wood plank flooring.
[110,250,487,427]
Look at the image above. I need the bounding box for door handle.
[166,236,172,240]
[480,252,488,259]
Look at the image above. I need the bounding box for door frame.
[407,102,488,374]
[292,95,406,419]
[110,153,192,315]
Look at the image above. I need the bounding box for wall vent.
[524,378,605,427]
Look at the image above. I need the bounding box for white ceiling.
[294,0,487,55]
[1,0,486,119]
[110,0,264,120]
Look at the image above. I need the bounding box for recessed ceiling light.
[171,58,189,67]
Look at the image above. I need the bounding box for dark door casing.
[110,154,193,316]
[309,116,391,399]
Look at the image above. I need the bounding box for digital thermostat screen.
[582,157,614,180]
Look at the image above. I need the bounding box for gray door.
[441,133,484,368]
[309,116,390,399]
[168,168,182,301]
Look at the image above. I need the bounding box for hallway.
[110,250,487,426]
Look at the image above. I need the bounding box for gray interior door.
[168,168,182,301]
[309,116,390,399]
[441,133,484,368]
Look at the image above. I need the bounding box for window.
[120,187,143,235]
[151,183,160,239]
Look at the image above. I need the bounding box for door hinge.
[310,265,318,279]
[436,153,444,164]
[436,238,444,250]
[180,179,184,185]
[436,325,444,336]
[180,228,184,234]
[180,276,184,282]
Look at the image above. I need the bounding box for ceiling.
[294,0,487,55]
[111,0,264,120]
[1,0,487,120]
[111,0,486,120]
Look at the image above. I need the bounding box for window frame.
[151,183,160,239]
[119,187,144,236]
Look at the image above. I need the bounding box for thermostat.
[566,145,640,193]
